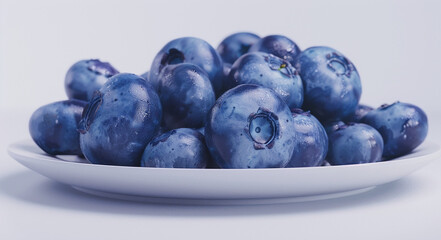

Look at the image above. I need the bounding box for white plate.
[8,140,441,205]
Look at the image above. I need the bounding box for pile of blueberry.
[29,32,429,169]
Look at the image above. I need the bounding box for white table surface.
[1,108,440,240]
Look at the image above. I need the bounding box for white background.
[1,0,441,239]
[1,0,441,114]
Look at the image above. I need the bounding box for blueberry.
[205,84,296,168]
[248,35,301,66]
[140,71,150,82]
[149,37,224,96]
[287,109,328,167]
[223,63,232,80]
[157,63,215,130]
[344,104,373,123]
[78,73,162,166]
[29,100,87,155]
[216,63,232,94]
[295,46,362,121]
[217,32,260,64]
[327,123,384,165]
[323,120,345,136]
[361,102,428,158]
[140,71,149,79]
[141,128,209,168]
[322,160,331,166]
[226,52,304,108]
[65,59,119,101]
[140,70,159,91]
[196,127,205,136]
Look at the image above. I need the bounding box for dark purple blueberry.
[141,128,209,168]
[286,109,328,167]
[295,46,362,121]
[226,52,304,108]
[344,104,374,123]
[205,84,296,168]
[248,35,301,66]
[149,37,224,96]
[361,102,428,158]
[157,63,215,130]
[217,32,260,64]
[327,123,384,165]
[29,100,87,155]
[78,73,162,166]
[65,59,119,101]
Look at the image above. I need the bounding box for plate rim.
[7,139,441,203]
[8,139,441,173]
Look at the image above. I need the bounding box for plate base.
[72,186,376,205]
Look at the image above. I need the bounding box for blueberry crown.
[246,108,280,150]
[264,54,297,77]
[326,52,354,78]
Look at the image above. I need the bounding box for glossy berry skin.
[226,52,304,108]
[78,73,162,166]
[196,127,205,136]
[29,100,87,155]
[149,37,223,96]
[323,120,345,136]
[65,59,119,101]
[295,46,362,121]
[140,70,160,92]
[217,32,260,64]
[158,64,215,130]
[344,104,373,123]
[327,123,384,165]
[223,63,232,80]
[287,109,328,167]
[140,71,149,81]
[141,128,209,168]
[205,84,296,168]
[361,102,428,159]
[248,35,301,66]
